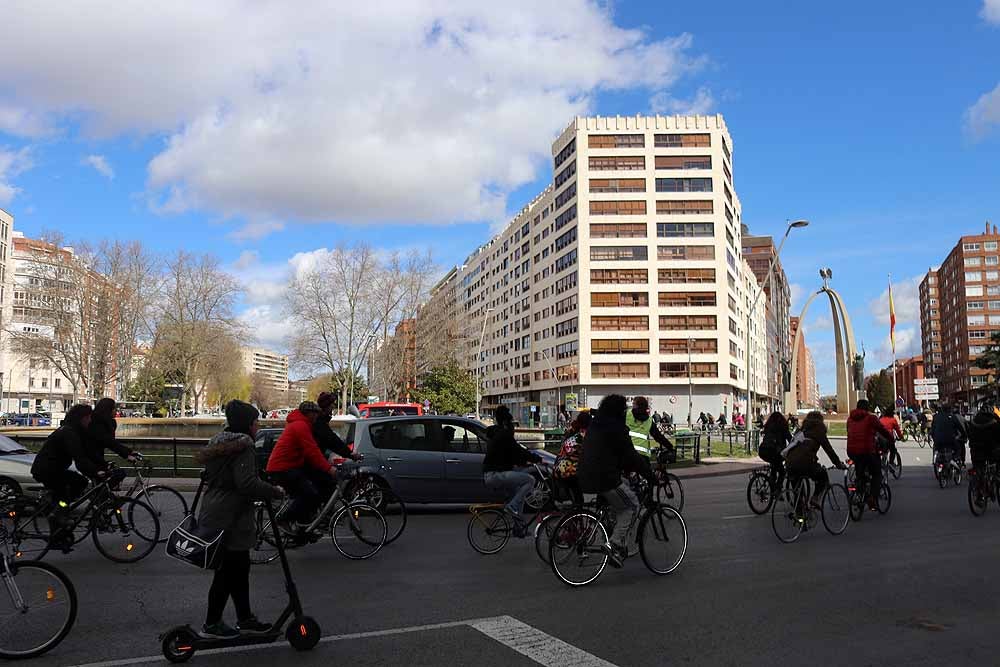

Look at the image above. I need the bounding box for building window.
[591,292,649,307]
[988,256,999,266]
[592,362,649,379]
[656,200,713,215]
[554,228,577,252]
[964,243,982,251]
[591,315,649,331]
[659,338,717,354]
[588,134,645,148]
[655,178,713,193]
[658,291,717,307]
[554,139,576,169]
[965,257,982,267]
[659,362,717,378]
[555,161,576,188]
[656,222,714,238]
[967,285,984,297]
[986,241,999,251]
[588,156,645,171]
[555,317,578,337]
[590,223,647,238]
[554,182,577,209]
[589,178,646,193]
[554,204,577,230]
[654,133,711,148]
[659,315,717,330]
[589,200,647,215]
[590,268,648,284]
[966,271,982,282]
[657,245,715,261]
[657,268,716,284]
[55,379,61,389]
[654,155,712,170]
[590,246,648,261]
[555,271,577,294]
[591,339,650,354]
[554,249,577,273]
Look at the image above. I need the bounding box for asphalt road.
[17,440,1000,667]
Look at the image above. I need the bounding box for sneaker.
[236,616,272,634]
[602,542,624,569]
[512,520,529,539]
[200,622,240,639]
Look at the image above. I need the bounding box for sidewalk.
[671,457,764,479]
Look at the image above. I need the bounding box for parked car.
[253,415,554,506]
[5,413,52,427]
[0,434,43,497]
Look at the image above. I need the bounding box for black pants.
[206,549,252,625]
[37,470,89,504]
[270,468,336,524]
[788,462,829,499]
[852,453,882,504]
[759,448,786,490]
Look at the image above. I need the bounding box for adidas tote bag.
[165,479,225,570]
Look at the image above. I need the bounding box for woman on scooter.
[194,400,285,639]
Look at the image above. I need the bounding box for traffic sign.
[423,399,430,409]
[914,378,938,387]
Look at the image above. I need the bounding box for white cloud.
[874,327,920,367]
[983,0,1000,24]
[789,283,806,314]
[82,154,114,179]
[232,250,259,271]
[0,104,52,138]
[229,221,285,242]
[0,3,705,230]
[650,87,714,116]
[966,82,1000,141]
[869,274,923,327]
[805,314,832,333]
[0,146,32,204]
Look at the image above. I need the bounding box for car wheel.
[0,476,22,500]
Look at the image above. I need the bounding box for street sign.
[913,378,938,387]
[564,393,578,411]
[423,399,430,409]
[914,378,939,401]
[896,397,905,408]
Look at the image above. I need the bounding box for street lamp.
[475,307,496,421]
[540,346,560,428]
[745,220,809,428]
[687,337,695,427]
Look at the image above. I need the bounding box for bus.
[357,402,424,418]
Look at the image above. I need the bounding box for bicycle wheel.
[655,472,685,512]
[0,476,22,501]
[523,477,552,513]
[876,483,892,515]
[771,486,806,543]
[889,451,902,480]
[330,503,386,560]
[249,503,281,565]
[137,486,188,543]
[936,464,948,489]
[746,472,774,515]
[534,513,560,564]
[549,512,608,587]
[467,509,510,555]
[954,465,965,487]
[822,484,850,535]
[347,477,407,545]
[0,559,77,659]
[969,476,988,516]
[92,497,160,563]
[638,506,688,575]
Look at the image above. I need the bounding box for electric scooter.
[160,501,322,663]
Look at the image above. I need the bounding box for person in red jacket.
[266,401,337,531]
[879,408,904,463]
[846,399,893,510]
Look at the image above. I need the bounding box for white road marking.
[70,615,617,667]
[722,514,756,520]
[471,616,618,667]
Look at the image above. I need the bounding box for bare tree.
[248,372,282,415]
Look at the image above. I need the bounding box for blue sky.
[0,1,997,394]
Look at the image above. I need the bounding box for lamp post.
[687,337,695,427]
[745,220,809,427]
[540,346,560,428]
[475,308,495,421]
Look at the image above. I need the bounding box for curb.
[673,466,757,480]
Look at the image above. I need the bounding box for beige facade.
[240,346,289,393]
[429,114,767,425]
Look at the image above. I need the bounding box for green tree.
[865,370,894,412]
[975,331,1000,400]
[412,362,476,415]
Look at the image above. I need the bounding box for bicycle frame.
[12,477,119,559]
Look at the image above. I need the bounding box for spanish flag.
[888,276,896,355]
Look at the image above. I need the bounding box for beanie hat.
[225,400,260,436]
[298,400,321,414]
[317,392,337,411]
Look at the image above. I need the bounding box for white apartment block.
[240,346,290,393]
[440,114,770,426]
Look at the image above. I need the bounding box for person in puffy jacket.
[784,411,845,508]
[266,401,337,531]
[846,400,893,510]
[482,406,541,536]
[195,400,284,639]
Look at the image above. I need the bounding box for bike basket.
[165,515,224,570]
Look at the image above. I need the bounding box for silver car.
[0,434,42,498]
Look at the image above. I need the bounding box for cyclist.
[553,410,591,506]
[784,411,845,509]
[265,401,337,533]
[88,398,140,467]
[716,412,728,429]
[578,394,655,568]
[758,412,792,491]
[931,403,966,469]
[967,403,1000,478]
[846,400,893,511]
[482,405,542,537]
[916,408,929,437]
[313,392,361,463]
[878,408,903,465]
[626,396,675,459]
[31,404,105,503]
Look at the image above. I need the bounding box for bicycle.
[344,473,407,545]
[250,462,386,564]
[846,459,891,521]
[880,443,902,481]
[548,486,688,587]
[8,467,160,563]
[968,461,1000,516]
[771,468,849,543]
[901,422,921,443]
[746,464,784,515]
[121,454,189,544]
[0,499,77,659]
[933,449,965,489]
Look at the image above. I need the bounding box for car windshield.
[0,434,30,455]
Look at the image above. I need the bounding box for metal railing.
[5,434,207,478]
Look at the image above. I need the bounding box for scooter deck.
[179,625,283,650]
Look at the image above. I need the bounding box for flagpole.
[889,273,898,413]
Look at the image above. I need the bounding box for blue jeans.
[484,470,535,516]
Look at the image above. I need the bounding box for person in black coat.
[31,404,103,502]
[578,394,654,567]
[313,392,359,462]
[482,406,541,536]
[758,412,792,490]
[87,398,137,467]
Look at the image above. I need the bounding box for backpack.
[781,431,807,459]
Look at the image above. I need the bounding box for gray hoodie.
[194,431,283,551]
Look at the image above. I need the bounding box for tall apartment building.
[919,270,942,378]
[789,317,818,409]
[240,347,289,394]
[427,114,770,425]
[920,224,1000,410]
[742,230,792,411]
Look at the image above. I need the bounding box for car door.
[440,420,501,503]
[367,420,444,503]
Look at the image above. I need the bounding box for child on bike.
[553,411,590,506]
